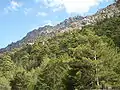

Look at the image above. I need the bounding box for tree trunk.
[94,52,100,89]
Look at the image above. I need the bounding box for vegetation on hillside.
[1,15,120,90]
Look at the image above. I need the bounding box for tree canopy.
[1,15,120,90]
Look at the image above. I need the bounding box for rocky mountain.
[0,2,120,53]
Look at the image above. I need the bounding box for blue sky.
[0,0,114,48]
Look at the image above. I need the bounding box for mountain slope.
[1,2,120,90]
[1,15,120,89]
[0,2,120,53]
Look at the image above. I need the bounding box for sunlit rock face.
[0,2,120,53]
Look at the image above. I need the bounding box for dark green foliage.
[93,16,120,47]
[1,16,120,90]
[35,59,69,90]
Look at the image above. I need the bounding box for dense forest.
[0,15,120,90]
[1,2,120,90]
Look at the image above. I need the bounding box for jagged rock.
[0,2,120,53]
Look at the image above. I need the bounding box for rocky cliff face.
[70,3,120,29]
[0,2,120,53]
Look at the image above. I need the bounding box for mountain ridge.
[0,2,120,53]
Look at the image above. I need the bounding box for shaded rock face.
[0,2,120,53]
